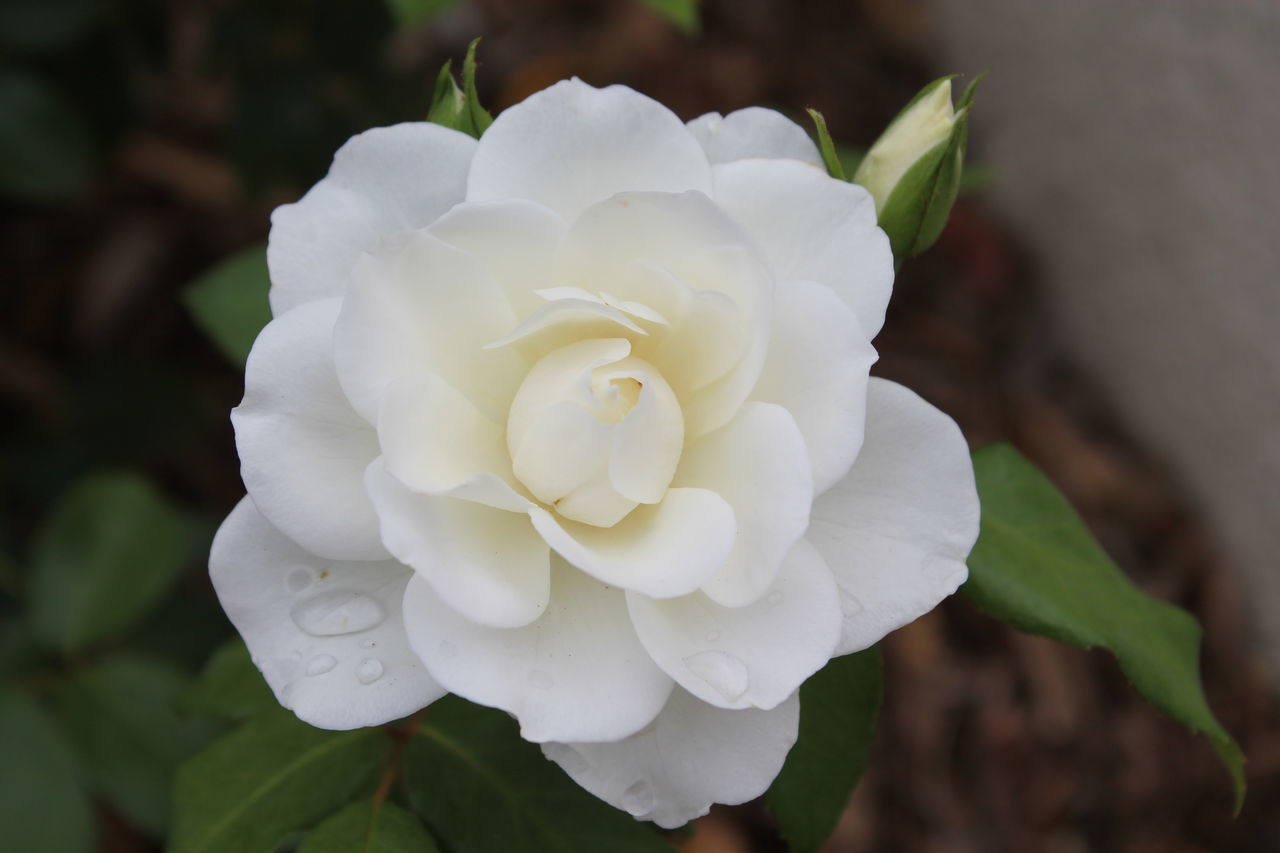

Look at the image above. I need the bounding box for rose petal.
[675,402,812,607]
[402,559,674,743]
[528,488,736,599]
[751,279,878,494]
[687,107,822,166]
[378,373,518,502]
[808,378,980,655]
[543,687,799,829]
[365,461,550,629]
[626,538,841,710]
[209,497,444,729]
[232,298,386,561]
[467,79,711,221]
[426,199,567,319]
[712,158,894,338]
[333,230,525,425]
[268,122,476,315]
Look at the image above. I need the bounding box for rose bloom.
[210,80,979,827]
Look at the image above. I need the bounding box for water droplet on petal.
[766,590,784,605]
[359,638,376,649]
[305,654,337,676]
[438,640,459,659]
[285,567,314,593]
[704,629,721,643]
[355,658,384,684]
[621,780,655,816]
[682,650,749,702]
[528,669,555,690]
[291,589,385,637]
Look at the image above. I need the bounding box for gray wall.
[933,1,1280,672]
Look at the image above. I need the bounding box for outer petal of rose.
[808,378,980,656]
[426,199,567,320]
[466,80,712,221]
[333,230,525,425]
[232,298,387,562]
[402,559,674,744]
[674,402,812,607]
[365,460,549,630]
[711,158,894,338]
[626,539,841,711]
[209,497,444,729]
[268,123,476,315]
[528,488,736,599]
[751,279,878,494]
[543,687,800,829]
[686,107,822,166]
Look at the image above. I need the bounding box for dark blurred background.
[2,1,1278,851]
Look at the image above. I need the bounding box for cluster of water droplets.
[285,567,390,686]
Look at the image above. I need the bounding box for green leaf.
[805,109,846,181]
[170,708,387,853]
[768,649,882,853]
[404,697,672,852]
[52,654,221,836]
[636,0,699,34]
[384,0,465,31]
[965,443,1246,813]
[28,472,195,654]
[178,637,275,722]
[183,244,272,366]
[0,72,96,201]
[0,688,93,853]
[300,800,441,853]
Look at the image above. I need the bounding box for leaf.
[178,637,275,722]
[28,472,195,654]
[0,688,93,853]
[0,72,96,201]
[404,697,672,853]
[805,109,846,181]
[767,649,882,853]
[383,0,465,32]
[183,244,272,366]
[299,800,441,853]
[170,708,387,853]
[636,0,700,34]
[965,443,1246,813]
[52,654,221,836]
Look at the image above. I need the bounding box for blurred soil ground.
[3,1,1278,851]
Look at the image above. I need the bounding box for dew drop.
[355,658,384,684]
[682,650,749,702]
[358,638,376,649]
[285,567,315,594]
[305,654,337,676]
[766,590,784,605]
[704,629,721,643]
[291,589,385,637]
[528,669,555,690]
[621,780,655,816]
[438,640,459,659]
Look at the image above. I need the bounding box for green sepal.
[427,39,492,138]
[806,109,846,181]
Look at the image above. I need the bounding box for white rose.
[210,80,980,828]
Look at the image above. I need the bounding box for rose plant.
[209,77,981,826]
